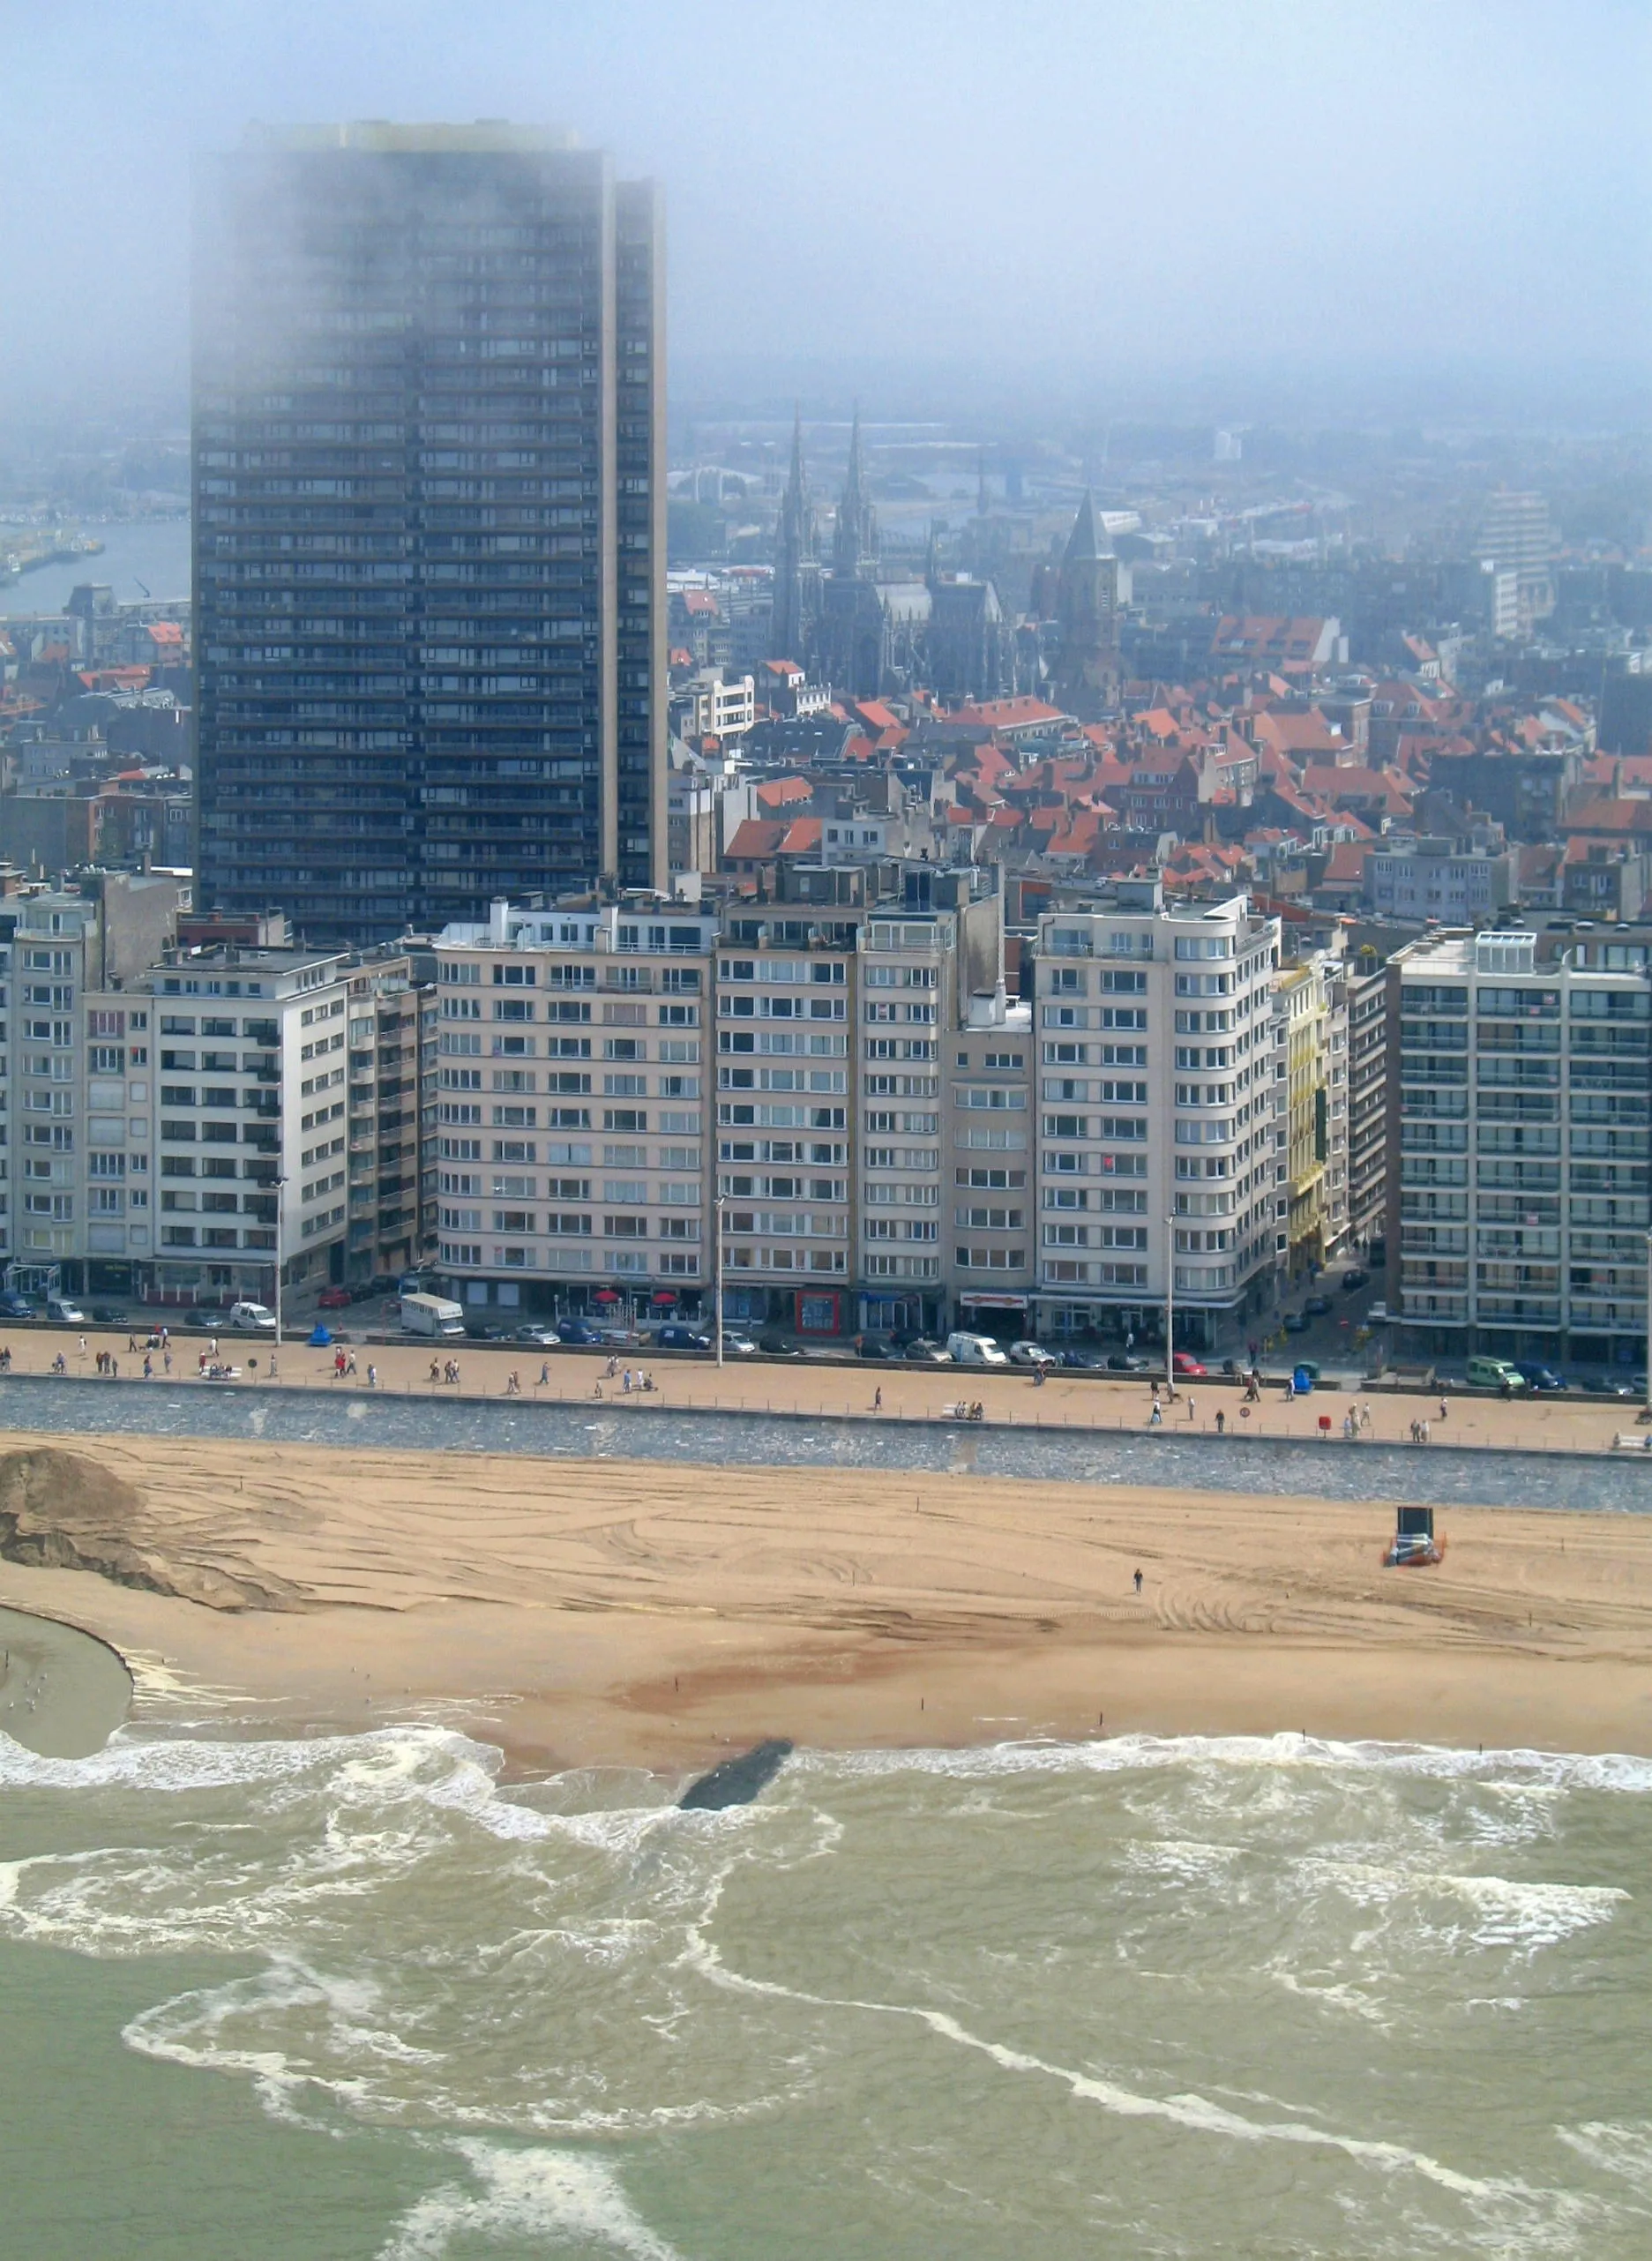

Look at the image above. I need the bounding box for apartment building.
[1345,948,1389,1251]
[1276,947,1341,1279]
[144,944,363,1306]
[715,905,857,1337]
[342,955,437,1287]
[430,895,716,1323]
[195,123,668,941]
[1028,883,1284,1351]
[0,874,184,1300]
[1387,925,1651,1369]
[946,985,1035,1337]
[856,883,1008,1339]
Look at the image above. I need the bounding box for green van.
[1467,1356,1529,1390]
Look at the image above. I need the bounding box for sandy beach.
[4,1425,1652,1770]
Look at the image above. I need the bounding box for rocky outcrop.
[0,1447,305,1612]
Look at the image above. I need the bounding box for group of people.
[592,1366,656,1398]
[429,1357,462,1386]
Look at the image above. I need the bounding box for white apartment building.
[1029,884,1284,1351]
[145,944,359,1307]
[430,896,716,1323]
[1389,925,1652,1368]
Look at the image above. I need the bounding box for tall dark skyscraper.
[193,123,666,943]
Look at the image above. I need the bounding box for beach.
[3,1425,1652,1768]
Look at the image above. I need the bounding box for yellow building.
[1277,959,1331,1278]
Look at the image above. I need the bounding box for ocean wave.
[377,2139,683,2260]
[786,1728,1652,1798]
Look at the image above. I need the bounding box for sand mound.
[0,1447,305,1613]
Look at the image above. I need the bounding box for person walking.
[1215,1408,1226,1434]
[873,1385,883,1411]
[538,1361,550,1389]
[1185,1393,1196,1422]
[367,1364,378,1389]
[163,1348,172,1374]
[1133,1568,1144,1595]
[345,1351,357,1378]
[1148,1402,1162,1427]
[143,1353,153,1380]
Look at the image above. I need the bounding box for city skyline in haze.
[2,0,1650,427]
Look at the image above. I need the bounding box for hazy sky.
[3,0,1648,423]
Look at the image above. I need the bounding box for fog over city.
[3,0,1650,423]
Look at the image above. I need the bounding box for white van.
[946,1330,1010,1368]
[400,1291,467,1339]
[228,1300,278,1332]
[47,1296,86,1325]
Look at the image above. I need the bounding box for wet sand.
[2,1426,1651,1771]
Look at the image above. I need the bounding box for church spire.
[833,401,876,577]
[770,403,817,663]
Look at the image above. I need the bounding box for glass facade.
[194,124,664,944]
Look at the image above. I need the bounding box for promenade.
[4,1321,1648,1458]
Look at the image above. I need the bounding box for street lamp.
[715,1192,728,1368]
[273,1173,288,1365]
[1164,1209,1176,1392]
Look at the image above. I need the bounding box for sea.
[4,1711,1652,2258]
[0,519,191,617]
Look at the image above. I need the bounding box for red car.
[316,1286,352,1310]
[1172,1351,1207,1377]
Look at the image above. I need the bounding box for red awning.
[593,1288,620,1302]
[650,1291,677,1305]
[958,1292,1028,1310]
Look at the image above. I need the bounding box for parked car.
[555,1319,605,1345]
[1513,1362,1566,1392]
[1106,1351,1149,1372]
[758,1332,804,1358]
[1057,1347,1103,1370]
[185,1307,231,1330]
[904,1337,952,1363]
[87,1305,127,1327]
[1283,1311,1311,1335]
[0,1292,36,1321]
[1364,1301,1389,1325]
[855,1333,895,1359]
[1584,1374,1639,1397]
[228,1301,279,1333]
[317,1286,353,1311]
[1172,1351,1207,1377]
[511,1324,561,1347]
[1008,1342,1058,1367]
[1303,1294,1333,1318]
[722,1334,759,1358]
[1341,1268,1370,1292]
[654,1323,712,1351]
[46,1297,87,1324]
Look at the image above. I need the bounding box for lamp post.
[715,1193,728,1368]
[273,1173,288,1362]
[1164,1209,1177,1392]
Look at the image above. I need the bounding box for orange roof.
[754,775,812,809]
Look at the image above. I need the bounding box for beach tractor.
[1385,1504,1445,1568]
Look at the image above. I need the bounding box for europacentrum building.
[193,121,666,944]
